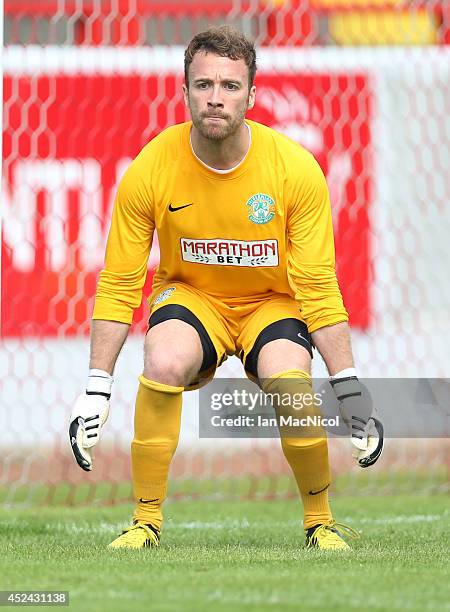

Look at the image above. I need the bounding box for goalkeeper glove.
[69,369,113,471]
[330,369,384,468]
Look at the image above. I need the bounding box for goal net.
[2,0,449,505]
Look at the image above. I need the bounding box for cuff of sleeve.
[307,316,349,334]
[92,307,133,325]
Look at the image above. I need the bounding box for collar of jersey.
[186,120,255,180]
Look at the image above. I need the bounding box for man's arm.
[70,153,154,471]
[286,151,351,365]
[89,319,131,375]
[69,319,128,472]
[286,153,383,466]
[286,151,348,334]
[93,150,155,326]
[313,321,384,468]
[311,321,354,376]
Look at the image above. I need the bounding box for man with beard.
[69,26,383,550]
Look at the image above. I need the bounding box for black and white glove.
[330,370,384,468]
[69,369,113,471]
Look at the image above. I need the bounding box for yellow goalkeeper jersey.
[93,120,348,333]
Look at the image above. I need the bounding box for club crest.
[246,193,275,225]
[154,287,176,305]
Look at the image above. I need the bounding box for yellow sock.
[263,369,333,530]
[131,375,183,532]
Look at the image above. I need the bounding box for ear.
[247,85,256,111]
[182,83,189,107]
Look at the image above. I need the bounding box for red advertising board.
[2,69,371,337]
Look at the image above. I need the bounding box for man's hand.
[330,375,384,468]
[69,370,113,471]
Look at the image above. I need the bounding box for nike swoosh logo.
[168,203,193,212]
[139,498,159,504]
[308,483,330,496]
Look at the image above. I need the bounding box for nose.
[207,84,224,109]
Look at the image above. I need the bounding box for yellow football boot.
[305,521,359,550]
[108,523,160,549]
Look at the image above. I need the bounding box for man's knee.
[143,346,202,386]
[143,320,204,386]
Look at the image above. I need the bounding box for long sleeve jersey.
[93,119,348,333]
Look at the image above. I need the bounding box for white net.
[2,1,449,505]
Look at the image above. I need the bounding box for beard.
[191,102,248,141]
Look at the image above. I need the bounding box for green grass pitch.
[0,494,449,611]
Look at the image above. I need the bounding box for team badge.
[154,287,176,305]
[246,193,275,225]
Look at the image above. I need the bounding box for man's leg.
[238,300,332,530]
[237,297,356,549]
[131,319,203,532]
[109,285,231,549]
[257,339,358,549]
[258,340,333,531]
[109,319,203,549]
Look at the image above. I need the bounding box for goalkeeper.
[69,26,383,550]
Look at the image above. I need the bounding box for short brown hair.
[184,26,257,90]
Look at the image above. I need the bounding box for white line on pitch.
[34,512,447,535]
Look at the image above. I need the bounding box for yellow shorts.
[148,281,312,385]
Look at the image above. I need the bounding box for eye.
[197,82,209,89]
[225,83,239,91]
